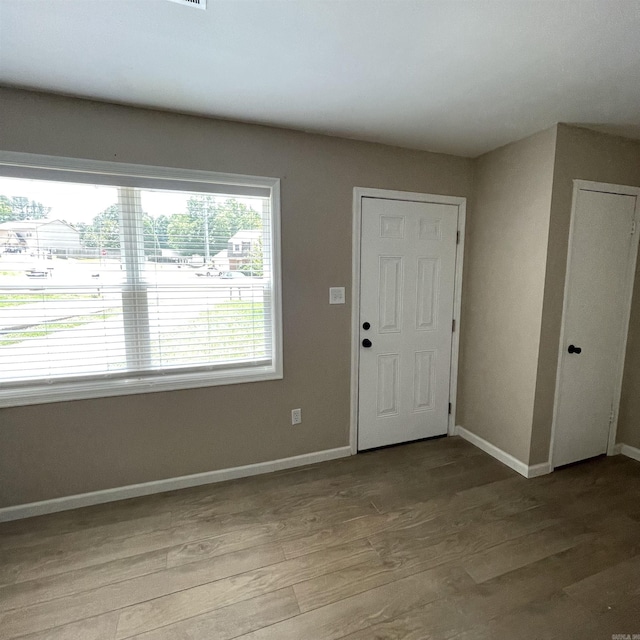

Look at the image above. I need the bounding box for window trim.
[0,151,283,408]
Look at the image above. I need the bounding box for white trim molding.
[455,426,552,479]
[610,443,623,456]
[619,443,640,463]
[527,461,554,479]
[351,187,466,453]
[0,446,352,523]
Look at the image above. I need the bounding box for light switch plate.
[329,287,346,304]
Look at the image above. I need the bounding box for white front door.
[358,196,459,450]
[553,186,640,467]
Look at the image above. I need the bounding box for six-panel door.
[358,197,459,450]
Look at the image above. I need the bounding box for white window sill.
[0,365,282,408]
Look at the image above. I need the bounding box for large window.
[0,153,281,407]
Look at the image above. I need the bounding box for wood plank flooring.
[1,436,639,639]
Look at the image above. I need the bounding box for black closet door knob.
[362,339,372,348]
[568,344,582,354]
[362,322,371,330]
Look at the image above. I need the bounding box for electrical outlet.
[291,408,302,425]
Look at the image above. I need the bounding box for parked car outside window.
[194,266,218,278]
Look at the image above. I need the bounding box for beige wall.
[0,88,474,508]
[530,125,640,463]
[2,93,637,509]
[457,127,557,463]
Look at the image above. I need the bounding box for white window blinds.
[0,154,281,407]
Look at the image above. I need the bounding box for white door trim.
[549,180,640,469]
[350,187,466,454]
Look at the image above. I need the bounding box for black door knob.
[362,322,371,330]
[568,344,582,354]
[362,339,372,348]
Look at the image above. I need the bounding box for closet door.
[553,184,639,467]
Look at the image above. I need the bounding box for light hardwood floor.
[1,436,639,640]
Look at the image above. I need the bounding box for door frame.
[350,187,467,454]
[549,180,640,469]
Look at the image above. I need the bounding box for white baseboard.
[619,443,640,463]
[454,426,552,479]
[526,461,553,478]
[0,446,352,523]
[610,443,623,456]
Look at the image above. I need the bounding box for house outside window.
[0,152,282,407]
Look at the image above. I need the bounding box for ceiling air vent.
[167,0,206,9]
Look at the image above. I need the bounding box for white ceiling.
[0,0,639,157]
